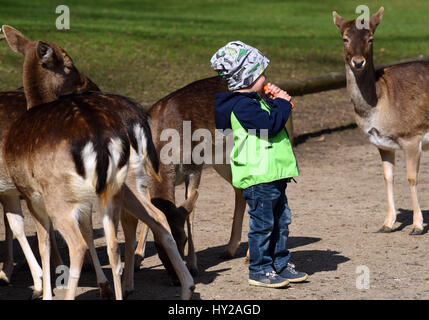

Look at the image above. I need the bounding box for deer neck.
[345,57,378,118]
[22,64,58,109]
[24,78,95,109]
[23,83,56,109]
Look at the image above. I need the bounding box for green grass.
[1,0,428,104]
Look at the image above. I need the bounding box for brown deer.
[333,7,429,235]
[1,25,195,299]
[0,39,77,298]
[133,76,248,277]
[0,90,44,298]
[0,36,77,297]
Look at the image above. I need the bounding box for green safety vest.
[229,97,299,189]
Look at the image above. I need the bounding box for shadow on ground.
[0,232,349,299]
[395,209,429,234]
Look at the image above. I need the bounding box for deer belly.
[366,127,400,150]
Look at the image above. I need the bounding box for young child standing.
[211,41,308,288]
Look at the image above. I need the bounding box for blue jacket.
[214,91,292,137]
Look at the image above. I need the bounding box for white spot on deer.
[69,138,128,202]
[130,124,149,194]
[81,141,97,188]
[69,141,99,201]
[107,137,128,196]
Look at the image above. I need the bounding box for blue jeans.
[242,179,291,277]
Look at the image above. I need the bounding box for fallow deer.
[333,7,429,234]
[0,90,66,299]
[134,76,248,277]
[1,25,195,299]
[0,90,43,297]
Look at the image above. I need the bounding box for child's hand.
[264,83,292,102]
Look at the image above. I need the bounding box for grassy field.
[0,0,428,104]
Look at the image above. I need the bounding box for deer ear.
[370,7,384,32]
[1,25,30,55]
[333,11,345,31]
[36,41,56,65]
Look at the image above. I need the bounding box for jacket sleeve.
[232,97,292,138]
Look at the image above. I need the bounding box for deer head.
[1,25,99,108]
[152,191,199,282]
[333,7,384,72]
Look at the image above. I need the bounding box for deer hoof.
[99,282,114,300]
[377,226,393,233]
[181,285,195,300]
[134,254,145,271]
[30,289,43,300]
[409,228,423,235]
[0,270,11,285]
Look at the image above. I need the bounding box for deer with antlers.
[333,7,429,234]
[1,25,196,299]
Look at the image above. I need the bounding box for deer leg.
[134,222,149,270]
[223,187,246,259]
[101,199,123,300]
[185,172,201,276]
[1,195,43,299]
[56,220,86,300]
[42,199,89,300]
[78,206,113,300]
[121,185,195,300]
[403,143,424,235]
[0,199,14,286]
[212,164,247,258]
[27,201,53,300]
[120,207,138,299]
[378,148,397,233]
[50,224,64,269]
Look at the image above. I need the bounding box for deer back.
[4,92,131,196]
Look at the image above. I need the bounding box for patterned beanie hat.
[210,40,270,91]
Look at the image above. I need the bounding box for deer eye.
[343,38,349,43]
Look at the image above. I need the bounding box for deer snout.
[352,57,366,69]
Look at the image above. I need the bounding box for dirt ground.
[1,88,429,300]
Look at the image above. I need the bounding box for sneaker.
[278,263,308,283]
[248,271,290,288]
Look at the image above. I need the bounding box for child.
[211,41,308,288]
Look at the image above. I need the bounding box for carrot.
[264,85,295,109]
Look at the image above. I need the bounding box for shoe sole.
[287,274,309,283]
[248,279,290,288]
